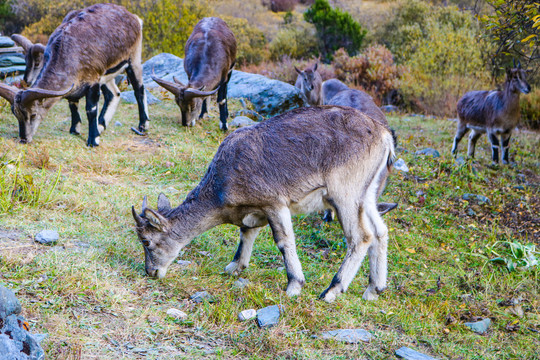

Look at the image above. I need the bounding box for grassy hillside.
[0,94,539,359]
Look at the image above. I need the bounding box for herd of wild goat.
[0,4,531,302]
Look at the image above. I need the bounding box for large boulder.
[140,53,306,117]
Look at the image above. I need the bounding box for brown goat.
[132,106,397,302]
[0,4,149,146]
[452,65,531,164]
[152,17,237,130]
[295,62,323,106]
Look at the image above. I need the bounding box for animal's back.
[42,4,141,81]
[457,90,500,127]
[322,79,350,104]
[203,106,392,205]
[328,89,387,125]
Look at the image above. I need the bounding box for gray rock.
[381,105,399,113]
[120,90,160,105]
[455,156,466,166]
[320,329,372,344]
[35,230,58,245]
[114,121,122,127]
[415,148,440,158]
[190,291,214,303]
[166,308,187,320]
[467,208,476,216]
[462,193,491,205]
[396,346,439,360]
[142,53,186,88]
[1,314,46,360]
[176,260,192,268]
[234,108,264,122]
[393,158,409,172]
[257,305,281,328]
[233,278,250,289]
[229,116,256,128]
[0,55,25,67]
[238,309,257,321]
[0,37,15,48]
[0,287,21,319]
[464,318,491,334]
[0,65,25,77]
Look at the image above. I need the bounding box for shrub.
[520,87,540,130]
[304,0,366,60]
[269,21,318,60]
[221,16,269,65]
[332,45,403,105]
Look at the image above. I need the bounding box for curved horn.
[20,84,74,107]
[184,87,218,100]
[294,66,302,75]
[132,206,145,227]
[172,76,186,87]
[0,83,19,105]
[142,195,148,212]
[11,34,33,53]
[152,75,183,95]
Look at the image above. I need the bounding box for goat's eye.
[141,239,150,247]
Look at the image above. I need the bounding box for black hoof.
[131,127,146,136]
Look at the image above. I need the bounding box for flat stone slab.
[320,329,372,344]
[0,36,15,48]
[0,287,21,319]
[257,305,281,328]
[464,318,491,334]
[35,230,58,245]
[166,308,187,320]
[396,347,439,360]
[415,148,440,158]
[238,309,257,321]
[120,90,161,105]
[462,193,491,205]
[190,291,214,303]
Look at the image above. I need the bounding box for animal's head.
[295,63,319,92]
[0,84,72,143]
[11,34,45,86]
[152,75,217,126]
[132,194,186,279]
[506,62,531,94]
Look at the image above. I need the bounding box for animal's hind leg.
[501,131,512,164]
[266,206,305,297]
[86,84,101,147]
[451,122,469,156]
[98,80,121,133]
[68,100,82,135]
[320,202,372,303]
[126,63,149,133]
[225,226,262,275]
[363,206,389,301]
[487,130,500,163]
[217,70,233,131]
[199,98,208,119]
[467,129,482,158]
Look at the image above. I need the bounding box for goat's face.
[132,195,185,279]
[11,96,47,143]
[177,94,204,127]
[295,63,319,93]
[507,68,531,94]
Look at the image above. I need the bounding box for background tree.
[304,0,366,61]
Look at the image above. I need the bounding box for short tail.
[385,129,397,169]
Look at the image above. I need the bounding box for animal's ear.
[132,206,145,227]
[144,208,170,232]
[313,62,318,72]
[31,44,45,63]
[294,66,302,75]
[157,193,172,213]
[377,202,398,216]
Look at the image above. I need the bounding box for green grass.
[0,96,539,359]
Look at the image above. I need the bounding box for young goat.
[451,65,531,164]
[0,4,149,146]
[322,79,387,125]
[152,17,237,131]
[132,106,397,302]
[11,31,121,137]
[295,62,323,106]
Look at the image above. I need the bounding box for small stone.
[467,208,476,216]
[35,230,59,245]
[393,158,409,172]
[166,308,187,320]
[114,121,122,127]
[380,105,399,113]
[238,309,257,321]
[462,193,491,205]
[0,286,21,319]
[229,116,256,128]
[233,278,250,289]
[464,318,491,334]
[320,329,372,344]
[176,260,192,268]
[415,190,424,197]
[455,156,466,166]
[257,305,281,328]
[147,316,160,323]
[396,346,439,360]
[415,148,440,158]
[191,291,214,303]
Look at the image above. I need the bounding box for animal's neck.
[167,193,222,244]
[503,83,521,111]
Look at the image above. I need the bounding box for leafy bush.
[332,45,403,105]
[221,16,268,65]
[304,0,366,60]
[520,87,540,130]
[269,20,318,60]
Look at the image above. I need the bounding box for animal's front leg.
[488,131,500,163]
[266,206,305,297]
[98,81,121,133]
[217,81,229,131]
[225,226,262,275]
[68,100,82,135]
[501,132,512,164]
[126,64,149,133]
[86,84,101,147]
[199,98,208,119]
